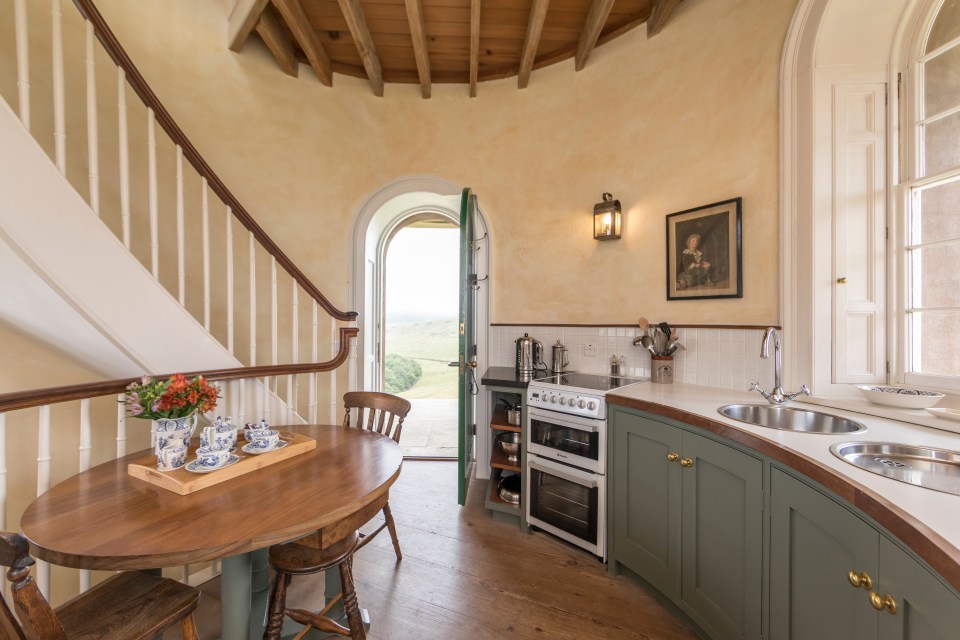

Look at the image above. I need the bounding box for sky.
[386,228,459,322]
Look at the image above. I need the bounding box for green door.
[457,188,478,506]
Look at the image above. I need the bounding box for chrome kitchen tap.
[749,327,811,405]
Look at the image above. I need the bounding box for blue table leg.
[249,548,271,639]
[220,553,252,640]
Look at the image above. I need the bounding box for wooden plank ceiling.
[228,0,685,97]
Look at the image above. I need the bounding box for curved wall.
[96,0,798,325]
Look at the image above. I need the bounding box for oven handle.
[527,408,600,433]
[528,458,598,489]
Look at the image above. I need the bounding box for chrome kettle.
[551,340,570,374]
[515,333,545,375]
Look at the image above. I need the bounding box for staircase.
[0,0,358,604]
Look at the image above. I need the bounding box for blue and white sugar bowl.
[200,416,238,452]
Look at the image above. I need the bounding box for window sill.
[798,394,960,435]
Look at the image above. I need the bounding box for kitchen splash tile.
[616,328,626,337]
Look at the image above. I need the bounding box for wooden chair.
[342,391,411,561]
[0,531,201,640]
[263,531,365,640]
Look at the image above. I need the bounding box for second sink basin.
[830,442,960,496]
[718,404,866,434]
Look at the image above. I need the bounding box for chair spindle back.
[0,532,68,640]
[342,392,412,443]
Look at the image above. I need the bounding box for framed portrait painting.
[666,197,742,300]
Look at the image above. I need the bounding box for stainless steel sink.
[830,442,960,496]
[718,404,866,434]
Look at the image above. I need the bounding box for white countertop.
[606,381,960,580]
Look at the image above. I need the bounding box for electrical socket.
[583,343,597,357]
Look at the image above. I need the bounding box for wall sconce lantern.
[593,193,621,241]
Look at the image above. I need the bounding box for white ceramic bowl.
[857,385,945,409]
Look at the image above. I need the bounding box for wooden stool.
[263,531,365,640]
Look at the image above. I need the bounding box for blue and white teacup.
[200,425,238,452]
[249,430,280,451]
[153,427,191,455]
[195,444,231,469]
[243,420,271,441]
[157,445,188,472]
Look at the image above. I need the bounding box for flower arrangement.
[124,373,219,420]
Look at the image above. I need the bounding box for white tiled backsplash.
[491,326,777,391]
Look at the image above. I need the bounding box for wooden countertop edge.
[606,394,960,593]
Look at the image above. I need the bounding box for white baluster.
[117,394,127,457]
[309,300,318,424]
[176,146,185,305]
[14,0,30,131]
[79,399,92,592]
[85,21,99,216]
[348,320,358,393]
[249,231,257,366]
[226,209,235,355]
[0,413,7,530]
[262,374,270,423]
[118,69,131,248]
[330,322,338,425]
[289,283,298,422]
[51,0,66,175]
[238,378,247,426]
[271,257,278,366]
[37,405,51,597]
[201,180,211,330]
[148,108,159,278]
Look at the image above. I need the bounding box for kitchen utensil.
[497,431,521,461]
[857,385,944,409]
[498,398,521,425]
[551,340,570,374]
[497,474,521,504]
[654,330,667,355]
[639,334,657,355]
[638,317,649,334]
[515,333,546,375]
[658,322,671,337]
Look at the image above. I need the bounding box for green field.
[385,319,459,399]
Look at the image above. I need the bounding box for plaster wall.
[86,0,796,327]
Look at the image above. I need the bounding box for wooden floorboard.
[174,460,700,639]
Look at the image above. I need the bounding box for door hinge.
[886,226,889,240]
[886,361,891,374]
[897,72,901,101]
[459,322,465,335]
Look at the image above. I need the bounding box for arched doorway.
[349,177,492,459]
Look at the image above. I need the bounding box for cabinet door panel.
[770,469,878,640]
[681,434,763,640]
[611,412,682,598]
[878,536,960,640]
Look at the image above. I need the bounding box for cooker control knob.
[550,395,557,404]
[577,400,586,409]
[587,401,597,410]
[559,397,567,405]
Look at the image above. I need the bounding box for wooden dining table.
[20,424,403,640]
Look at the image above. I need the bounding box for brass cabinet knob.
[667,452,680,462]
[680,458,694,468]
[836,277,848,284]
[869,592,897,614]
[847,570,873,590]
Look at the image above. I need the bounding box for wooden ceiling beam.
[255,10,299,77]
[404,0,432,98]
[646,0,683,38]
[469,0,481,97]
[574,0,615,71]
[228,0,270,51]
[272,0,334,86]
[337,0,385,96]
[518,0,550,89]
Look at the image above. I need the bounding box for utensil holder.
[652,356,674,384]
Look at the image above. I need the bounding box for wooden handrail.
[69,0,357,322]
[0,328,357,414]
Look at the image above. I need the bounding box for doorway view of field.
[385,220,459,458]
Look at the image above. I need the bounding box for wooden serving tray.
[128,431,315,495]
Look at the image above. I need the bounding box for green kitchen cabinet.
[876,530,960,640]
[769,468,879,640]
[609,408,764,640]
[770,468,960,640]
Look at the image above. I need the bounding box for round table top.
[20,425,403,570]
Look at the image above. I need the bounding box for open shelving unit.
[483,386,525,524]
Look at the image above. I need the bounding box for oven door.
[526,456,605,560]
[527,407,604,473]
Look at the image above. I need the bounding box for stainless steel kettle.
[515,333,545,375]
[551,340,570,374]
